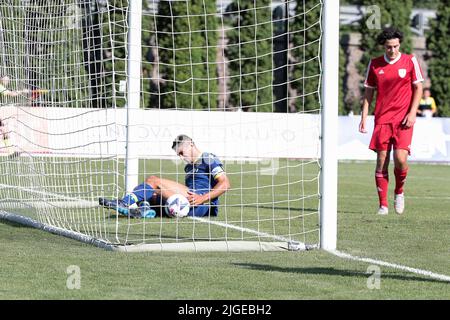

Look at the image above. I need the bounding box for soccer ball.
[165,194,190,218]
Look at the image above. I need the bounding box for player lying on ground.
[99,134,231,218]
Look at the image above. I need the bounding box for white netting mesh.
[0,0,322,251]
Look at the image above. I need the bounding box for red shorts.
[369,123,414,154]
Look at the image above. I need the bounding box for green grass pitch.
[0,161,449,299]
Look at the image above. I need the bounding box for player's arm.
[360,59,376,133]
[187,173,231,206]
[359,87,375,133]
[402,82,422,128]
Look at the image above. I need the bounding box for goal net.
[0,0,331,252]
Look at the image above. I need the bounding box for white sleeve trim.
[411,55,424,83]
[364,60,373,87]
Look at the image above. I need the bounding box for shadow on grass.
[238,206,361,214]
[233,263,450,284]
[230,205,319,213]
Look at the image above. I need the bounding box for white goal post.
[320,0,339,251]
[0,0,338,252]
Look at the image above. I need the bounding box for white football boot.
[394,193,405,215]
[377,206,389,215]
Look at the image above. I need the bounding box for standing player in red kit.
[359,27,424,215]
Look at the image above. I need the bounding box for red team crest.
[364,53,423,125]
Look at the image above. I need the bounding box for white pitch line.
[0,183,97,207]
[0,183,313,250]
[329,249,450,283]
[1,186,447,275]
[189,216,315,251]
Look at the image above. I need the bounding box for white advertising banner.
[1,107,321,160]
[1,106,449,162]
[340,115,450,162]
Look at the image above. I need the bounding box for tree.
[412,0,440,9]
[156,0,218,110]
[140,1,158,109]
[339,44,348,115]
[226,0,273,112]
[272,4,289,113]
[0,0,94,107]
[80,0,107,108]
[357,0,413,89]
[100,0,153,109]
[426,0,450,116]
[290,0,322,113]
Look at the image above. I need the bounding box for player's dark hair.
[172,134,193,150]
[376,27,403,45]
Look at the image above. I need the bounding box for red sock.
[375,170,389,208]
[394,167,408,195]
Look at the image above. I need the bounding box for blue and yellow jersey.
[184,152,225,215]
[418,97,437,113]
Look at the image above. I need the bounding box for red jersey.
[364,53,424,124]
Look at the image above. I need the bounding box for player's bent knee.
[145,175,160,187]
